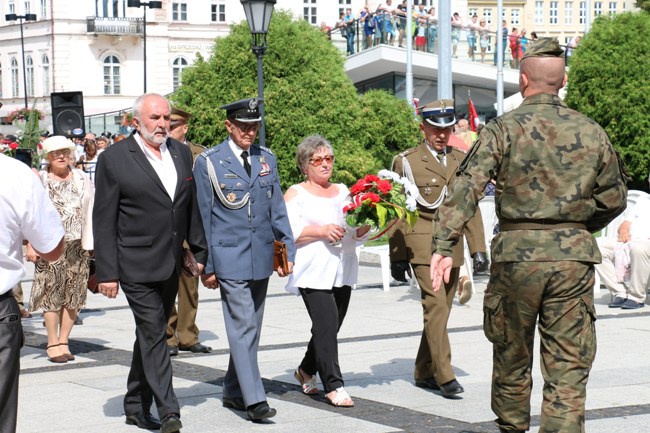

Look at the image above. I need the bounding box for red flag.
[468,98,479,132]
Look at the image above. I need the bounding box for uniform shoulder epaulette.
[259,145,274,156]
[199,146,219,159]
[398,147,418,158]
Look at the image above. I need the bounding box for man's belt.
[499,219,587,231]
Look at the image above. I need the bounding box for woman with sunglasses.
[26,136,94,363]
[284,135,370,408]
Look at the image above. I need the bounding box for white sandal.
[327,387,354,407]
[294,368,319,395]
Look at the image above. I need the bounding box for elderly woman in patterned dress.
[26,136,94,363]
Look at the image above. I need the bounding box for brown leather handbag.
[273,240,289,274]
[182,248,200,277]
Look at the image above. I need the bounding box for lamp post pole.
[5,13,37,109]
[127,0,162,94]
[241,0,276,148]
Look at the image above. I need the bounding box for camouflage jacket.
[433,93,628,263]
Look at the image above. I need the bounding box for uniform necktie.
[241,150,251,176]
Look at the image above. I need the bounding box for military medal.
[226,192,237,203]
[259,159,270,176]
[220,183,226,190]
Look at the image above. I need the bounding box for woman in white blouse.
[284,135,369,408]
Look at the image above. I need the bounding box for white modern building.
[0,0,518,136]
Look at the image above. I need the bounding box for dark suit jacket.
[93,135,208,284]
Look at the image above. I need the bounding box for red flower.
[364,174,380,183]
[350,179,370,195]
[361,192,381,206]
[343,203,357,213]
[376,179,392,194]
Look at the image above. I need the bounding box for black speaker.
[51,91,84,137]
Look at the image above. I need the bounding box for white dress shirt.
[135,134,178,201]
[228,137,250,169]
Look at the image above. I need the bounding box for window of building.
[172,2,187,21]
[9,0,15,15]
[26,55,34,97]
[41,54,49,95]
[549,1,558,24]
[24,0,32,14]
[469,8,478,18]
[11,58,19,98]
[483,8,492,25]
[594,2,602,15]
[103,55,120,95]
[96,0,126,18]
[579,1,586,23]
[304,0,317,25]
[172,57,188,91]
[40,0,47,18]
[564,2,573,24]
[609,1,616,15]
[210,0,225,22]
[510,9,520,25]
[338,0,351,4]
[535,1,543,24]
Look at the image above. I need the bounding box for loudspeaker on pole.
[50,91,84,137]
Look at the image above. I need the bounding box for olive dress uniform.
[390,140,486,390]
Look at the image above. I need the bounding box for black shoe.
[125,411,161,430]
[414,378,440,390]
[179,342,212,353]
[472,252,490,275]
[168,345,179,356]
[621,299,645,310]
[160,413,182,433]
[222,396,246,411]
[247,402,276,422]
[439,379,464,398]
[608,296,627,308]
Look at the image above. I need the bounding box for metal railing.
[86,16,143,35]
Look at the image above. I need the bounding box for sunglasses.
[50,149,71,158]
[309,155,335,166]
[233,121,260,133]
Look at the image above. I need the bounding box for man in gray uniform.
[193,98,296,422]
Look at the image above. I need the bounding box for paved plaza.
[16,258,649,433]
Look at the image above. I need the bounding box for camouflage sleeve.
[388,155,408,262]
[432,123,502,256]
[587,132,628,232]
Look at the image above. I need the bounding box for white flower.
[378,169,400,182]
[405,196,417,212]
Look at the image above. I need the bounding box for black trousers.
[0,291,22,433]
[121,272,180,419]
[299,286,351,393]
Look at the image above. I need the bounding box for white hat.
[42,136,75,156]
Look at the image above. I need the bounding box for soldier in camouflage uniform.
[389,99,487,398]
[429,39,628,432]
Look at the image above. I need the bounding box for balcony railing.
[86,16,143,35]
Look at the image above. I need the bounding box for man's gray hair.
[132,93,170,119]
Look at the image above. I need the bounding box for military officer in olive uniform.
[166,107,212,356]
[193,98,296,423]
[389,99,487,398]
[430,39,628,433]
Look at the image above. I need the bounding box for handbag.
[87,258,98,294]
[182,247,200,277]
[273,240,289,274]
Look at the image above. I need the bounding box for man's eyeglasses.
[50,149,71,158]
[233,121,260,133]
[309,155,335,166]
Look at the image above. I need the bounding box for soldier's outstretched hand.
[430,254,453,291]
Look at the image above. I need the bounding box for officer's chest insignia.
[259,161,270,176]
[226,192,237,203]
[424,187,432,196]
[220,183,226,190]
[431,178,436,183]
[224,173,237,179]
[267,189,272,199]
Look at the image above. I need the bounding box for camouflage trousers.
[483,261,596,433]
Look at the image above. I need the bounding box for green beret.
[522,37,564,61]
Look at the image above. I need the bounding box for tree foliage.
[172,10,420,190]
[636,0,650,12]
[564,12,650,188]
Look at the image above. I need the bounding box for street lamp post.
[5,13,37,109]
[240,0,276,147]
[127,0,162,93]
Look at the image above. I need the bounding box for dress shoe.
[608,296,627,308]
[472,252,490,275]
[414,378,440,390]
[46,344,68,364]
[621,299,645,310]
[458,276,472,305]
[222,396,246,411]
[160,413,182,433]
[179,342,212,353]
[125,410,161,430]
[168,345,179,356]
[439,379,464,398]
[247,401,276,422]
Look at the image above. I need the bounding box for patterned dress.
[30,172,89,312]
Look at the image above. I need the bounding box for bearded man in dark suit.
[93,93,207,433]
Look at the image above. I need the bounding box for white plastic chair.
[359,244,391,292]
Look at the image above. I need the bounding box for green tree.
[172,10,420,190]
[636,0,650,12]
[564,12,650,188]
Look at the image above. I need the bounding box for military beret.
[421,99,456,128]
[170,106,193,126]
[522,37,564,61]
[221,98,262,123]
